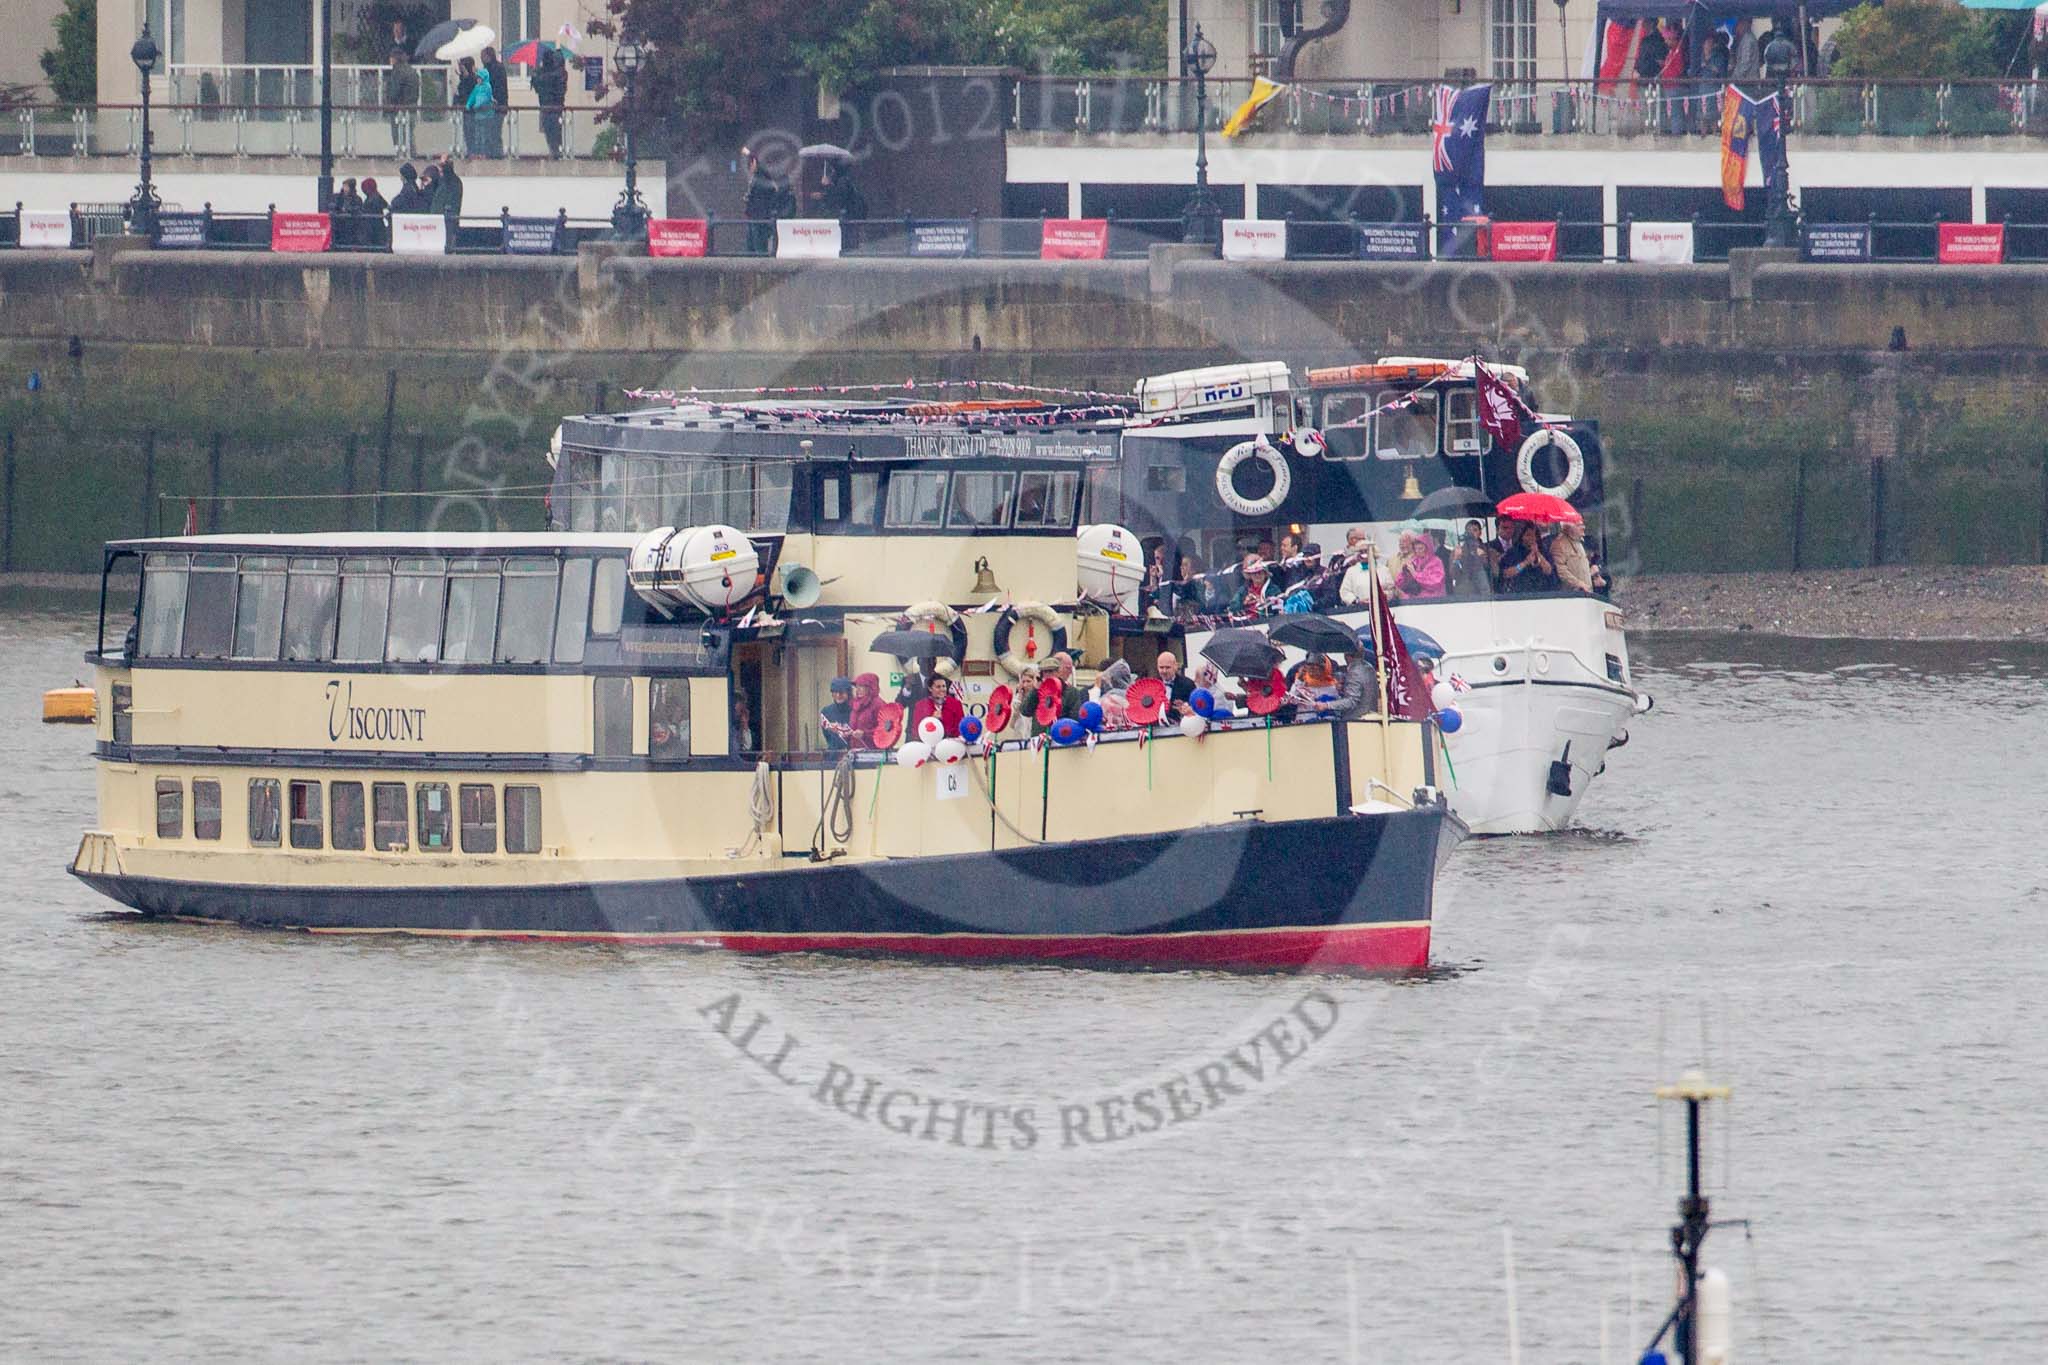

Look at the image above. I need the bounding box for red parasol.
[872,702,905,749]
[1034,678,1063,727]
[1244,669,1287,716]
[986,685,1014,734]
[1496,491,1582,526]
[503,38,568,66]
[1125,677,1167,725]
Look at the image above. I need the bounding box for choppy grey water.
[3,599,2044,1363]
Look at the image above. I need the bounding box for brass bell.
[970,556,1000,595]
[1400,468,1423,501]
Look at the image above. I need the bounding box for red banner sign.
[1937,222,2004,265]
[1040,218,1108,260]
[647,218,709,258]
[1489,221,1559,262]
[270,212,332,253]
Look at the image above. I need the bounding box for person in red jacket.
[911,672,964,740]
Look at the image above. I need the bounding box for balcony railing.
[2,102,621,161]
[1011,76,2048,139]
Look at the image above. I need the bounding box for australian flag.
[1432,84,1491,222]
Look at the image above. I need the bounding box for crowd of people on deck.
[1604,16,1832,134]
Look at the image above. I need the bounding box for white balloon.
[933,738,968,766]
[1180,714,1208,738]
[1430,681,1456,711]
[895,741,931,768]
[916,716,944,745]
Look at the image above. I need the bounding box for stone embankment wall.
[1,243,2044,572]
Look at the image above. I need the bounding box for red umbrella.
[503,39,567,66]
[1496,491,1583,526]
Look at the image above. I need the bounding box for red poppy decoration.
[1244,669,1287,716]
[872,702,905,749]
[1125,677,1167,725]
[986,684,1015,734]
[1034,677,1063,727]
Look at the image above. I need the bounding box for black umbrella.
[1199,628,1284,678]
[1413,484,1495,520]
[414,18,479,61]
[1265,613,1365,657]
[868,628,961,660]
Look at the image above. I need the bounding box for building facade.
[1172,0,1600,85]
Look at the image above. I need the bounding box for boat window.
[753,461,795,531]
[649,678,691,761]
[849,471,881,526]
[946,471,1016,530]
[656,457,796,533]
[385,557,447,664]
[372,781,409,850]
[181,554,239,659]
[884,471,948,528]
[555,448,598,532]
[458,784,498,853]
[1081,465,1119,524]
[1373,390,1438,459]
[232,556,288,660]
[1444,388,1482,455]
[1013,471,1080,529]
[554,558,593,664]
[155,778,183,839]
[594,677,633,757]
[139,553,190,658]
[441,558,501,665]
[249,778,282,847]
[1320,393,1373,460]
[590,559,627,637]
[111,682,132,745]
[193,779,222,840]
[415,782,452,851]
[818,472,845,524]
[505,785,542,854]
[288,779,323,850]
[330,781,366,851]
[336,558,392,664]
[496,558,558,665]
[282,557,341,662]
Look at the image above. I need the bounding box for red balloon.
[1125,677,1167,725]
[872,702,905,749]
[986,684,1014,734]
[1034,677,1063,727]
[1245,669,1286,716]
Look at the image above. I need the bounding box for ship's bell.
[1400,468,1423,501]
[970,556,1000,595]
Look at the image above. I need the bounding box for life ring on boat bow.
[993,602,1068,677]
[1516,428,1586,499]
[901,600,969,661]
[1215,438,1292,517]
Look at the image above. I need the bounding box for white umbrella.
[437,23,496,63]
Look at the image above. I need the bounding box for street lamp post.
[317,0,334,213]
[611,41,649,240]
[1181,26,1221,248]
[127,24,161,238]
[1762,32,1797,249]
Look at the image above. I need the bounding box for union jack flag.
[1431,85,1459,173]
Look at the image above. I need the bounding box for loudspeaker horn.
[778,563,823,609]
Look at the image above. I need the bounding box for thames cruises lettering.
[324,680,427,744]
[901,433,1037,459]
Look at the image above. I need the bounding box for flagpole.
[1367,541,1392,783]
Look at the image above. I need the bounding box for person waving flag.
[1432,83,1492,221]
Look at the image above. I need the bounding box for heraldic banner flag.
[1719,86,1783,212]
[1222,77,1287,138]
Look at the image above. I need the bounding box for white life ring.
[1289,428,1327,459]
[994,601,1067,677]
[1516,428,1586,499]
[903,600,959,629]
[1215,438,1292,517]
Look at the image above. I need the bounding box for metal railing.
[1011,76,2048,139]
[1,102,617,160]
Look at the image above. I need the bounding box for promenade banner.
[908,220,973,257]
[1041,218,1108,260]
[155,213,207,249]
[1221,219,1286,261]
[391,213,447,255]
[647,218,708,257]
[502,216,560,255]
[776,218,843,259]
[1938,222,2004,264]
[19,210,71,248]
[1490,221,1559,262]
[1800,222,1871,262]
[271,212,332,253]
[1628,220,1694,264]
[1357,223,1428,261]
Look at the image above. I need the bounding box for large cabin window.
[947,472,1016,530]
[1082,465,1119,524]
[649,678,691,761]
[884,471,948,528]
[182,554,239,659]
[1373,390,1438,459]
[415,782,453,851]
[386,557,447,664]
[330,781,366,851]
[248,778,282,847]
[849,471,881,526]
[193,779,222,839]
[282,557,341,661]
[139,553,189,657]
[497,558,558,665]
[1444,389,1482,455]
[232,556,288,660]
[336,558,393,664]
[594,677,633,757]
[459,784,498,853]
[1013,471,1080,529]
[155,778,183,839]
[1321,394,1373,460]
[505,785,542,854]
[554,558,593,664]
[372,781,409,850]
[288,780,323,850]
[590,559,626,637]
[441,559,501,665]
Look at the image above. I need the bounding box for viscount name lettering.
[324,680,427,745]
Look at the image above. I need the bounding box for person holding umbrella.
[532,48,569,159]
[481,46,510,158]
[743,147,779,254]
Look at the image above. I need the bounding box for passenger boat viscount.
[70,400,1460,971]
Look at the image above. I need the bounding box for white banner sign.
[1629,220,1695,265]
[19,209,71,248]
[390,213,447,255]
[1221,218,1287,261]
[775,218,843,259]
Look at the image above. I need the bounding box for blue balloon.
[1436,706,1463,734]
[958,715,984,743]
[1189,687,1215,717]
[1049,717,1086,746]
[1080,700,1104,732]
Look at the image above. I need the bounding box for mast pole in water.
[1654,1070,1730,1365]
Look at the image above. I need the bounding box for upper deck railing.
[2,100,619,161]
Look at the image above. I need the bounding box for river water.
[3,599,2043,1363]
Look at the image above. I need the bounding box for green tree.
[39,0,97,105]
[1831,0,2029,79]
